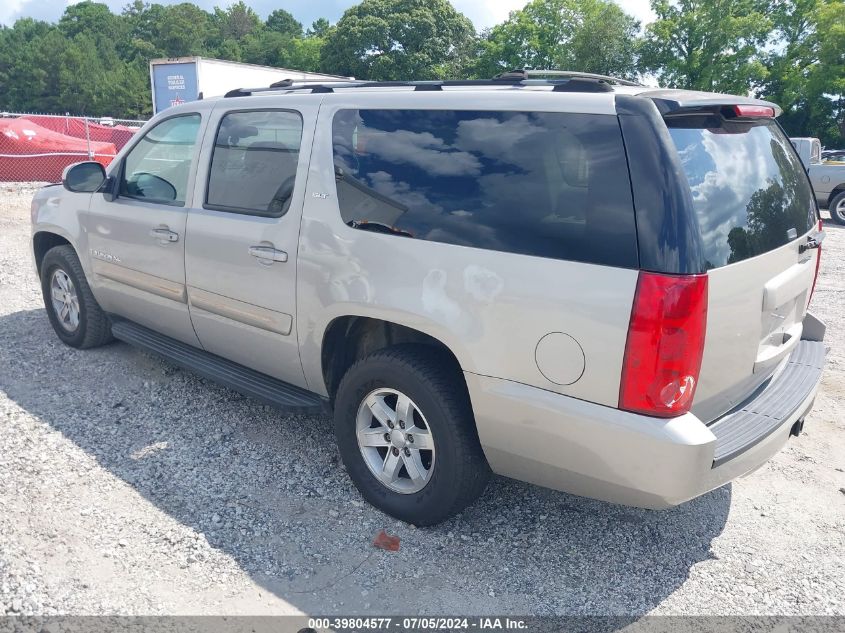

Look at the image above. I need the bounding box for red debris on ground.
[372,529,400,552]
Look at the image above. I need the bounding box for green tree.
[242,29,327,72]
[308,18,331,38]
[59,1,122,40]
[266,9,302,38]
[1,0,835,139]
[121,1,165,59]
[159,3,214,57]
[287,36,326,72]
[472,0,639,79]
[0,5,153,117]
[242,29,288,66]
[57,34,112,113]
[320,0,475,80]
[0,20,64,112]
[762,0,844,146]
[214,1,261,41]
[120,2,215,59]
[640,0,771,94]
[804,0,844,145]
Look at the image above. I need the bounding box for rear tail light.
[810,218,822,305]
[619,272,708,418]
[732,104,775,118]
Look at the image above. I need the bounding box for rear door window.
[666,117,816,268]
[206,109,303,217]
[332,109,638,268]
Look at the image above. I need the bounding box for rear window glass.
[332,109,638,267]
[667,117,816,268]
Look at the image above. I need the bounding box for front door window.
[120,114,201,206]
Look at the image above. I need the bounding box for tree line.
[0,0,842,146]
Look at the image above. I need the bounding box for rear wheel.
[333,345,490,525]
[829,191,845,225]
[40,245,113,349]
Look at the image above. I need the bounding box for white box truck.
[150,57,350,113]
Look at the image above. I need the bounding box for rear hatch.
[663,108,820,423]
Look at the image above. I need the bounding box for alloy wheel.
[834,198,845,224]
[355,388,436,494]
[50,269,80,332]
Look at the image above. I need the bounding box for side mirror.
[62,162,106,193]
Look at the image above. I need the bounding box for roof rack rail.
[223,73,623,98]
[223,69,641,98]
[494,69,642,87]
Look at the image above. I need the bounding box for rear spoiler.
[635,89,782,117]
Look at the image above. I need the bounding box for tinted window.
[121,114,200,206]
[206,110,303,217]
[332,109,638,267]
[667,117,816,268]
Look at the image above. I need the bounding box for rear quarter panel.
[295,92,638,407]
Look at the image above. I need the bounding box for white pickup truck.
[791,137,845,224]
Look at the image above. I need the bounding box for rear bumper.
[708,339,824,466]
[466,338,825,509]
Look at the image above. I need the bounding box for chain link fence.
[1,112,147,183]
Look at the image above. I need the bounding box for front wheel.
[333,345,490,525]
[40,245,113,349]
[829,191,845,225]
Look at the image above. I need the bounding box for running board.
[111,320,327,415]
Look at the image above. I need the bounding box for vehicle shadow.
[1,308,731,618]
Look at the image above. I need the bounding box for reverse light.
[732,104,775,118]
[619,272,709,418]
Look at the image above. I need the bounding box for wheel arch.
[33,231,73,275]
[320,315,468,403]
[828,184,845,208]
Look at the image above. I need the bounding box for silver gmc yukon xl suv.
[30,71,827,525]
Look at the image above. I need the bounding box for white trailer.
[150,57,350,113]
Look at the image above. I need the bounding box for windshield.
[666,116,817,268]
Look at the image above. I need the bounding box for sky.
[0,0,657,31]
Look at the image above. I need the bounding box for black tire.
[40,245,113,349]
[829,191,845,225]
[334,344,491,526]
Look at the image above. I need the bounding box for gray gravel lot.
[1,182,844,616]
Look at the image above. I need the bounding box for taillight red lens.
[619,272,708,418]
[732,104,775,118]
[810,218,822,305]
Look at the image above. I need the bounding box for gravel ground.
[1,181,844,617]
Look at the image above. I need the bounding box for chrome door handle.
[248,245,288,262]
[149,228,179,243]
